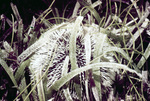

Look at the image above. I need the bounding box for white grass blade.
[47,62,142,98]
[92,33,107,101]
[36,71,45,101]
[93,33,107,62]
[127,18,149,48]
[137,43,150,69]
[69,16,83,70]
[63,88,73,101]
[62,56,73,101]
[103,46,130,61]
[84,32,91,101]
[84,32,91,64]
[62,56,69,76]
[72,1,80,18]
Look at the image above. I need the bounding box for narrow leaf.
[0,58,17,87]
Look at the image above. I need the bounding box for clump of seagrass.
[17,16,143,101]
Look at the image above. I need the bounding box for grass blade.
[137,43,150,69]
[0,58,17,87]
[47,62,142,98]
[69,16,83,70]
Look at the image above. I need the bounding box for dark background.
[0,0,76,25]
